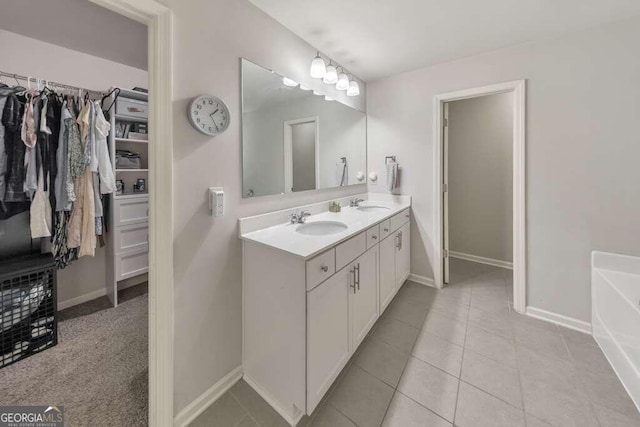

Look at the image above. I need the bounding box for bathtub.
[592,251,640,411]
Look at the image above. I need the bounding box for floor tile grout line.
[228,388,263,427]
[451,283,472,426]
[394,389,458,426]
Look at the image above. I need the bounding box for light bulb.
[310,52,326,78]
[299,85,311,91]
[347,79,360,96]
[323,63,338,84]
[324,96,334,101]
[336,70,349,91]
[312,90,323,96]
[282,77,298,87]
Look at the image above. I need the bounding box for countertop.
[239,199,411,259]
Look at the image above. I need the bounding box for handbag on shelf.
[115,150,142,169]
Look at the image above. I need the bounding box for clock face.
[188,95,230,136]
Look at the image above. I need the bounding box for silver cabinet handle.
[350,268,357,294]
[356,263,361,290]
[383,228,389,232]
[396,233,401,249]
[399,231,403,250]
[321,265,329,273]
[372,235,378,240]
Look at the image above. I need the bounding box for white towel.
[336,161,348,186]
[386,161,398,192]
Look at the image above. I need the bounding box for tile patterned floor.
[191,259,640,427]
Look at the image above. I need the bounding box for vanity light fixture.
[299,85,311,91]
[347,77,360,97]
[312,90,323,96]
[323,61,338,84]
[336,68,350,91]
[282,77,298,87]
[310,52,326,78]
[324,96,334,101]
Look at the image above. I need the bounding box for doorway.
[433,80,526,313]
[284,117,319,192]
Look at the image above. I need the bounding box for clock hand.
[209,109,219,118]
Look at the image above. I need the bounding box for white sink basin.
[357,205,391,213]
[296,221,348,236]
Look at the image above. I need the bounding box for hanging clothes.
[0,80,120,268]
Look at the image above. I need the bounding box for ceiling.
[249,0,640,81]
[0,0,147,70]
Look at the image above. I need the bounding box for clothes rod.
[0,70,106,95]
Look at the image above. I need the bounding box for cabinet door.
[307,268,350,413]
[396,222,411,287]
[379,234,397,312]
[350,246,379,350]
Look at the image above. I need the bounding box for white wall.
[162,0,366,413]
[0,29,148,306]
[448,93,513,263]
[367,17,640,323]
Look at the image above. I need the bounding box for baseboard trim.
[243,373,303,427]
[174,366,243,427]
[525,306,592,334]
[408,273,438,288]
[449,251,513,270]
[57,288,107,311]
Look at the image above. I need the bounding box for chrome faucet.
[289,210,311,224]
[349,198,364,207]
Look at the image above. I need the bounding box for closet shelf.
[115,168,149,172]
[115,137,149,144]
[115,114,148,123]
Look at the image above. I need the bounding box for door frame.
[432,80,526,313]
[90,0,174,425]
[283,116,320,192]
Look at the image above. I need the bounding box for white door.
[443,103,450,284]
[307,267,350,413]
[379,233,396,312]
[396,223,411,287]
[350,247,379,350]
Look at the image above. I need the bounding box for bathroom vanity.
[240,194,411,425]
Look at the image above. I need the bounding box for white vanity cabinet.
[379,210,411,312]
[242,204,411,426]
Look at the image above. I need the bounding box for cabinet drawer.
[306,249,335,291]
[336,232,366,271]
[114,222,148,254]
[366,225,380,249]
[379,219,392,239]
[116,247,149,281]
[390,208,410,232]
[114,196,149,227]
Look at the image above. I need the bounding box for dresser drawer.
[366,225,380,249]
[114,222,148,254]
[335,232,366,271]
[390,208,410,232]
[379,219,392,239]
[116,247,149,281]
[306,249,336,291]
[114,196,148,227]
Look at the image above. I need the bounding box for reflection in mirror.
[242,59,366,198]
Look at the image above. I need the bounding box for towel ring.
[385,156,396,164]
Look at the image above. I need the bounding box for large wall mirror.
[241,59,367,198]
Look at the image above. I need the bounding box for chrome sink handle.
[289,210,311,224]
[349,198,364,207]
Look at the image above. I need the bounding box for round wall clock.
[188,95,230,136]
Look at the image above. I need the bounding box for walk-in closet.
[0,1,150,424]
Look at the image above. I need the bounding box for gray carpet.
[0,284,148,426]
